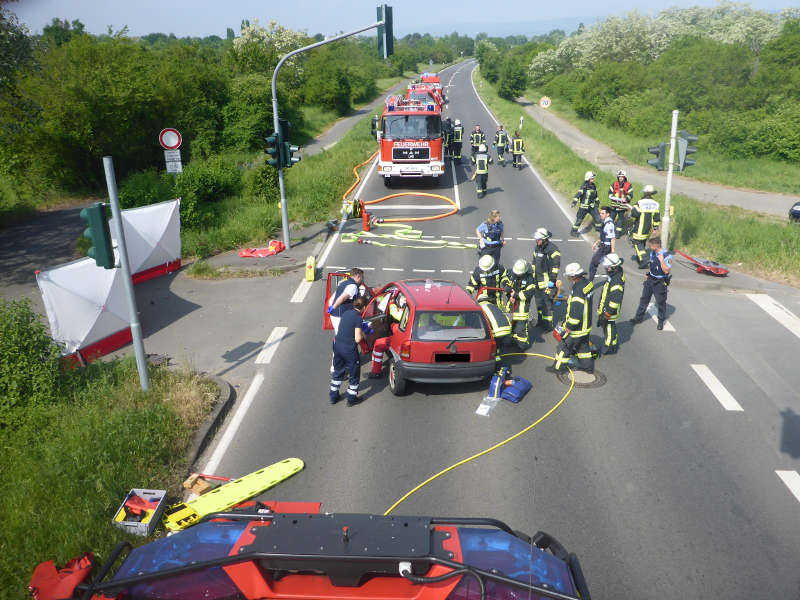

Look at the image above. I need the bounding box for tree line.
[0,8,475,225]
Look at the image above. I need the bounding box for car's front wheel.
[387,358,407,396]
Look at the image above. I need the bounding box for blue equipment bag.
[488,367,510,399]
[500,376,532,403]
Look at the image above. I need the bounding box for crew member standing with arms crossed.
[588,206,616,281]
[630,236,671,331]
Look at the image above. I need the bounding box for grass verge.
[475,70,800,286]
[0,356,217,597]
[525,87,800,195]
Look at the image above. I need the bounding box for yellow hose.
[383,353,574,515]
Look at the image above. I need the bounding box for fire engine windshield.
[383,115,441,140]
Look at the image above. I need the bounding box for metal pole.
[662,109,679,250]
[271,19,385,249]
[103,156,150,392]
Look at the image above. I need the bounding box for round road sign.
[159,128,182,150]
[539,96,552,109]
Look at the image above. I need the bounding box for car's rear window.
[412,311,489,341]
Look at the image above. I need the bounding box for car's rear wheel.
[387,358,407,396]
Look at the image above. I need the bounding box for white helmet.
[396,295,407,307]
[602,253,623,269]
[584,171,596,181]
[533,227,551,241]
[616,169,626,178]
[454,119,461,126]
[642,184,656,195]
[512,259,529,276]
[478,254,495,271]
[478,143,487,152]
[564,262,584,277]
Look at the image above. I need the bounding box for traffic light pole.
[662,110,679,250]
[103,156,151,392]
[271,18,386,249]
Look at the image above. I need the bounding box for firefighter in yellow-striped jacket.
[546,263,595,374]
[596,253,625,356]
[503,259,537,349]
[629,185,661,268]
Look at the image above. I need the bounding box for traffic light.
[647,142,666,171]
[278,118,301,168]
[377,4,394,58]
[264,131,283,169]
[677,130,698,171]
[80,202,115,269]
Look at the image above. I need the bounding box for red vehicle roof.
[398,279,478,311]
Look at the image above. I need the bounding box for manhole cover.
[555,368,607,388]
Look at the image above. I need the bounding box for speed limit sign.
[539,96,552,109]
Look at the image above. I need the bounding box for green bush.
[242,163,279,204]
[175,155,242,229]
[118,168,176,209]
[0,299,63,425]
[0,172,36,227]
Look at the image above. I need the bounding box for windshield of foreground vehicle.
[384,114,441,140]
[412,311,489,341]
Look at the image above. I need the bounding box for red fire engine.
[371,94,444,186]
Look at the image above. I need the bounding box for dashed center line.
[413,268,436,273]
[255,326,289,365]
[776,470,800,504]
[646,303,676,331]
[690,364,743,412]
[746,294,800,341]
[441,269,463,273]
[382,267,404,272]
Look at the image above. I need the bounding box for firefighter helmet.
[616,169,626,178]
[478,143,487,152]
[534,227,551,241]
[642,184,656,195]
[512,259,529,276]
[565,262,584,277]
[602,253,623,269]
[478,254,495,271]
[454,119,461,126]
[584,171,596,181]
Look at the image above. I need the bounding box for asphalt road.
[194,62,798,598]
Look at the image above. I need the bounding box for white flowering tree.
[231,19,308,81]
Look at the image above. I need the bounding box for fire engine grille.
[393,146,430,161]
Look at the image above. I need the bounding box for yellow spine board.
[163,458,304,531]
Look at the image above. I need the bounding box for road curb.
[188,376,235,468]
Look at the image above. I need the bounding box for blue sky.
[8,0,793,38]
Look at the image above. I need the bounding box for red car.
[324,274,497,395]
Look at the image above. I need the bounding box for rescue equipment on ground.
[29,552,94,600]
[553,324,566,342]
[674,250,729,276]
[163,458,304,531]
[112,489,166,536]
[305,255,316,281]
[238,240,285,258]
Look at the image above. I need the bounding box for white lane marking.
[646,303,676,331]
[290,280,313,303]
[203,371,265,474]
[323,141,338,151]
[505,237,513,240]
[382,267,404,272]
[442,235,461,239]
[746,294,800,341]
[255,326,289,365]
[413,269,436,273]
[451,159,461,210]
[326,266,346,270]
[776,470,800,504]
[551,238,564,242]
[368,204,455,211]
[356,266,376,270]
[441,269,463,273]
[318,155,379,268]
[466,236,479,240]
[476,395,501,416]
[516,237,534,241]
[468,64,591,244]
[421,235,435,239]
[567,238,588,243]
[690,364,744,412]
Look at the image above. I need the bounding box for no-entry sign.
[158,128,182,150]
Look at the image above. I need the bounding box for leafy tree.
[476,39,501,83]
[302,47,351,115]
[0,4,31,90]
[41,18,85,47]
[497,55,528,100]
